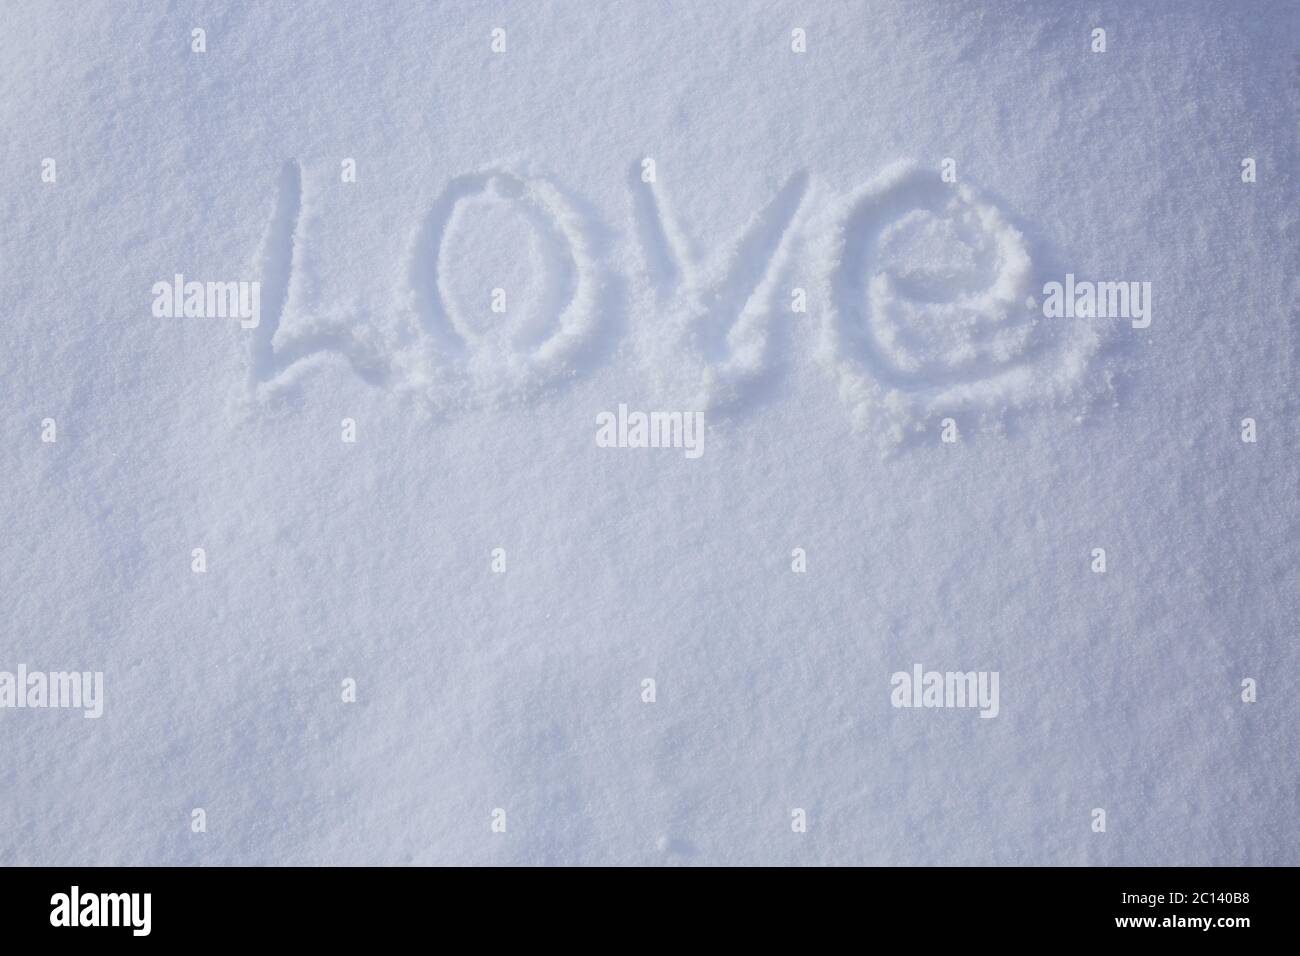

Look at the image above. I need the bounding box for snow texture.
[0,1,1296,865]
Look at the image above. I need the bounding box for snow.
[0,1,1295,865]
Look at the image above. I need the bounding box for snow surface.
[0,1,1296,865]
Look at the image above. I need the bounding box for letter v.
[629,162,809,407]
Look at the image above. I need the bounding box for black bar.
[0,866,1283,942]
